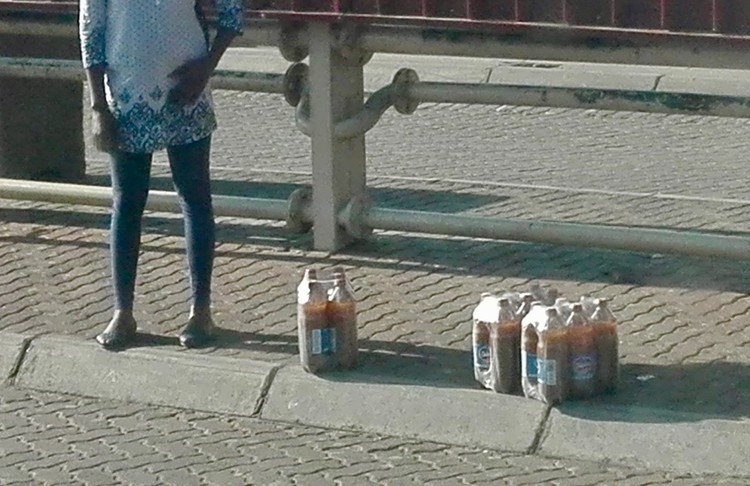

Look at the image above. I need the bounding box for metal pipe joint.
[293,67,419,139]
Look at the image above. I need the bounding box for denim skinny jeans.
[109,136,214,311]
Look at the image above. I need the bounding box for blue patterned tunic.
[79,0,244,153]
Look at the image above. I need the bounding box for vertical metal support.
[308,22,367,251]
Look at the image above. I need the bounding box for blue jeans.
[110,136,214,312]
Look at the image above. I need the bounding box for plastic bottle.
[537,307,569,405]
[472,293,495,385]
[554,297,573,322]
[327,273,358,370]
[297,270,335,373]
[579,295,598,318]
[489,298,521,394]
[521,304,544,400]
[331,266,354,295]
[545,287,560,306]
[590,298,619,393]
[566,303,597,399]
[499,291,521,310]
[516,293,535,321]
[530,283,545,303]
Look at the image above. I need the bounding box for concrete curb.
[0,332,29,383]
[14,334,278,417]
[540,404,750,477]
[260,366,547,453]
[5,331,749,478]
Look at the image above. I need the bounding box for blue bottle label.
[523,351,538,379]
[312,328,336,355]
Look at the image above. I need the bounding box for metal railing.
[2,17,750,259]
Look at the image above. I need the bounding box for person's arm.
[169,0,244,104]
[80,0,117,152]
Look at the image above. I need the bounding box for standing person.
[79,0,244,349]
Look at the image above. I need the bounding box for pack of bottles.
[297,268,358,374]
[472,291,534,394]
[473,284,619,405]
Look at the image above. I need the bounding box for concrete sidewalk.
[1,48,750,481]
[220,46,750,97]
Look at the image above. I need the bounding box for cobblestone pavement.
[2,89,750,423]
[0,387,744,486]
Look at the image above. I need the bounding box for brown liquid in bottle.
[327,273,358,370]
[591,298,619,393]
[566,303,597,399]
[537,308,569,405]
[522,322,539,388]
[489,298,521,394]
[297,270,334,373]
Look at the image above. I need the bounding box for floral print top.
[79,0,244,153]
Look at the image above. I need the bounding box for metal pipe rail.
[407,81,750,119]
[3,177,750,261]
[7,56,750,124]
[0,178,308,223]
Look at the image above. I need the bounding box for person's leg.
[166,136,215,347]
[97,149,153,348]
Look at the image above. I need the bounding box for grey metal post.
[307,22,367,251]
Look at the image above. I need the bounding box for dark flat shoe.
[96,317,137,349]
[178,315,215,349]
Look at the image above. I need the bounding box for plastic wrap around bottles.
[521,303,545,400]
[590,298,619,393]
[472,294,521,393]
[297,268,359,374]
[566,303,597,400]
[475,283,620,404]
[536,307,569,405]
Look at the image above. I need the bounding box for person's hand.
[91,107,118,153]
[168,56,213,105]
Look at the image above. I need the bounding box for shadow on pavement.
[3,205,750,295]
[86,176,508,214]
[211,328,477,390]
[557,361,750,423]
[158,328,750,423]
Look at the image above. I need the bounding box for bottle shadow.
[135,328,750,423]
[557,361,750,423]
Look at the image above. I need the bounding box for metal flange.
[392,68,420,115]
[338,193,373,240]
[279,22,309,62]
[334,22,373,67]
[283,62,308,107]
[286,187,313,234]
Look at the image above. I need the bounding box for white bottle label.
[538,358,557,386]
[312,328,336,355]
[474,344,490,372]
[571,353,596,381]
